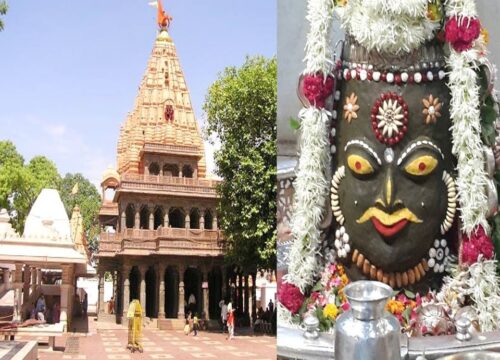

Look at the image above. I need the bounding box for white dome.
[23,189,71,242]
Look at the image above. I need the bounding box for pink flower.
[341,302,350,311]
[461,225,495,265]
[303,74,335,108]
[278,282,305,315]
[445,16,481,52]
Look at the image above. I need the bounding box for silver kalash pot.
[335,280,401,360]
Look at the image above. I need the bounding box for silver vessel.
[335,280,401,360]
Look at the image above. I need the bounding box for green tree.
[59,173,101,254]
[0,1,7,31]
[203,56,277,270]
[0,142,61,232]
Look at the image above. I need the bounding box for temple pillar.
[4,269,11,288]
[98,271,105,315]
[13,263,23,322]
[212,215,218,230]
[202,270,209,320]
[149,209,154,230]
[22,265,30,304]
[248,274,254,326]
[37,269,42,285]
[177,265,185,319]
[120,211,126,232]
[164,209,169,228]
[200,210,205,230]
[139,265,147,316]
[158,264,166,318]
[122,264,131,319]
[134,207,140,229]
[30,267,36,295]
[185,212,190,229]
[61,264,75,331]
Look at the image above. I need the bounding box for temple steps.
[158,318,184,330]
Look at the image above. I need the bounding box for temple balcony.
[141,143,201,157]
[118,173,220,198]
[97,227,225,257]
[98,201,119,217]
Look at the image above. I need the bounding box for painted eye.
[347,154,374,175]
[405,155,438,176]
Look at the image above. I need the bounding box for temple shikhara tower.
[96,4,243,328]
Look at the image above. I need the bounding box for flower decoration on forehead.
[371,92,409,146]
[422,94,442,125]
[343,93,359,123]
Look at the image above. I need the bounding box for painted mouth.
[371,217,408,237]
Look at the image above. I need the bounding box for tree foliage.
[0,1,7,32]
[203,56,277,270]
[59,173,101,254]
[0,141,101,256]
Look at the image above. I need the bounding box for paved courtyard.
[12,318,276,360]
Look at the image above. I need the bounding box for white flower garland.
[444,0,490,235]
[340,0,439,54]
[285,0,335,293]
[286,107,331,292]
[437,258,500,332]
[303,0,336,76]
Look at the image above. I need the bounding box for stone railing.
[99,202,118,216]
[119,174,220,197]
[98,228,225,256]
[142,143,201,157]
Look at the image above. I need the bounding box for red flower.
[303,74,335,108]
[461,225,495,265]
[278,282,305,314]
[445,16,481,52]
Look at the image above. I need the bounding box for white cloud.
[45,124,66,137]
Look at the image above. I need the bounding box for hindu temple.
[96,5,257,329]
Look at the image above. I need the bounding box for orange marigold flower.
[386,300,405,314]
[323,303,339,320]
[481,28,490,45]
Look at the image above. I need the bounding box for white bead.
[428,105,435,115]
[340,226,345,235]
[438,70,446,80]
[351,69,357,79]
[332,110,338,119]
[440,264,445,273]
[428,258,436,268]
[427,71,434,81]
[335,90,341,101]
[347,103,353,112]
[344,244,351,253]
[401,72,409,82]
[429,248,437,258]
[445,247,449,255]
[339,249,346,258]
[386,73,394,83]
[434,264,440,273]
[331,128,336,137]
[330,145,336,154]
[436,248,444,261]
[373,72,381,82]
[334,239,341,249]
[335,229,340,238]
[343,233,349,242]
[343,69,349,79]
[434,239,440,248]
[414,72,422,83]
[360,69,368,81]
[441,239,447,247]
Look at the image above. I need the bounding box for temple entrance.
[129,266,140,302]
[165,266,178,318]
[145,266,157,318]
[208,267,223,319]
[184,267,201,316]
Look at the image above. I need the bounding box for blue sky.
[0,1,276,188]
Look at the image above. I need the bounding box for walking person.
[82,294,88,316]
[193,313,199,336]
[227,308,235,340]
[220,300,228,333]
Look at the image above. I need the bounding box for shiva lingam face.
[331,49,457,290]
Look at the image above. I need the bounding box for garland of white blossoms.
[285,0,335,293]
[339,0,439,54]
[444,0,490,235]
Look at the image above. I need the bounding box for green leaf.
[289,117,301,130]
[311,281,324,292]
[404,289,415,299]
[402,306,412,324]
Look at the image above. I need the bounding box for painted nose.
[381,169,396,211]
